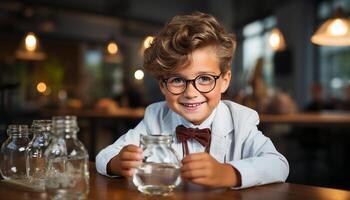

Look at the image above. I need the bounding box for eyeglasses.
[162,73,222,95]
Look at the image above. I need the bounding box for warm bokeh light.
[107,42,118,55]
[269,32,280,48]
[143,36,154,49]
[134,69,144,80]
[25,32,37,52]
[311,16,350,46]
[36,82,47,93]
[58,89,68,100]
[268,28,286,51]
[328,19,348,36]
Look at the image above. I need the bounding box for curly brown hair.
[143,12,236,79]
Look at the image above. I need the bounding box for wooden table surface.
[1,163,350,200]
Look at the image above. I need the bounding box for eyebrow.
[169,71,219,77]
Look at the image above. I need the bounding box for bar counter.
[0,163,349,200]
[3,109,350,158]
[41,108,350,124]
[260,112,350,124]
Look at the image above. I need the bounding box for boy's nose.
[183,81,199,98]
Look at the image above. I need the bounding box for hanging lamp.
[311,7,350,46]
[15,32,46,60]
[104,39,122,63]
[268,28,286,52]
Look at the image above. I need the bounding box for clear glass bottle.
[133,135,181,196]
[26,120,51,191]
[44,116,89,199]
[0,125,31,182]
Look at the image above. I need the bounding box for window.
[318,0,350,99]
[83,47,124,101]
[242,16,277,87]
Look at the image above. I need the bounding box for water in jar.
[133,162,181,196]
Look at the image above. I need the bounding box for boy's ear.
[159,80,167,95]
[220,70,231,93]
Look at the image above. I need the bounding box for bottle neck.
[9,134,30,139]
[7,124,29,138]
[31,120,51,137]
[51,130,78,137]
[51,116,79,138]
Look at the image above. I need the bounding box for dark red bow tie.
[176,125,211,156]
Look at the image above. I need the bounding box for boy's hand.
[107,144,143,177]
[180,152,241,188]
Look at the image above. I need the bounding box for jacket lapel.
[210,102,234,163]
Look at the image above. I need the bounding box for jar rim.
[141,134,172,144]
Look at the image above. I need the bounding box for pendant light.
[311,7,350,46]
[104,39,122,63]
[268,28,286,52]
[15,32,46,60]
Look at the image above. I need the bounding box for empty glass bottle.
[26,120,51,191]
[0,125,31,182]
[133,135,181,196]
[44,116,89,199]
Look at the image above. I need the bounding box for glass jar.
[44,116,89,199]
[26,120,51,191]
[133,135,181,196]
[0,125,31,182]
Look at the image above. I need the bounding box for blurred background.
[0,0,350,190]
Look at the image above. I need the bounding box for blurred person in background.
[240,57,297,114]
[304,82,334,112]
[242,58,270,113]
[340,85,350,111]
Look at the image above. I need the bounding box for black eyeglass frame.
[162,73,222,95]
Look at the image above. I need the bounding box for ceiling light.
[134,69,144,80]
[104,39,122,63]
[15,32,46,60]
[311,7,350,46]
[268,28,286,52]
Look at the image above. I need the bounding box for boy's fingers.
[121,160,142,169]
[182,153,208,164]
[120,151,143,161]
[181,161,206,172]
[181,169,207,179]
[121,169,135,177]
[124,145,142,153]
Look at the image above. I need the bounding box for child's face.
[159,46,231,125]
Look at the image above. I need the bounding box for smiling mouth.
[181,102,204,107]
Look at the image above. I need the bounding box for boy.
[96,12,289,188]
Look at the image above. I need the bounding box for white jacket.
[96,100,289,188]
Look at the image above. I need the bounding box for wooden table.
[1,163,350,200]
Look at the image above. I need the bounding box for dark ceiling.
[0,0,300,41]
